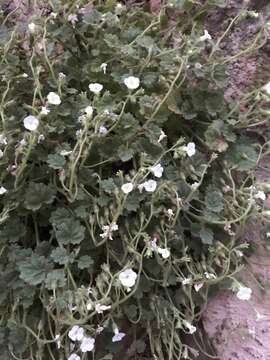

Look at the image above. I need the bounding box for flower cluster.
[0,2,263,359]
[100,223,118,240]
[68,325,95,358]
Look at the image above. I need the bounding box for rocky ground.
[200,1,270,359]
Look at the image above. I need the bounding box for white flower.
[255,310,265,321]
[68,354,80,360]
[157,247,170,259]
[118,268,137,288]
[100,223,118,240]
[195,62,202,69]
[38,134,45,143]
[112,328,126,342]
[254,190,266,201]
[194,283,203,292]
[263,82,270,95]
[249,11,259,18]
[50,12,57,18]
[183,347,189,359]
[158,130,167,143]
[40,106,50,115]
[100,63,108,74]
[150,237,158,250]
[124,76,140,90]
[28,22,36,33]
[47,92,61,105]
[95,303,111,314]
[85,106,93,117]
[60,150,72,156]
[236,286,252,301]
[23,115,39,131]
[199,29,212,41]
[89,83,103,94]
[204,272,216,279]
[182,277,192,285]
[99,125,108,135]
[68,326,84,342]
[80,337,95,353]
[86,301,93,311]
[78,115,86,124]
[235,249,243,257]
[58,72,66,80]
[22,73,28,78]
[68,14,78,26]
[6,164,16,173]
[96,326,104,334]
[86,287,92,295]
[0,186,7,195]
[55,334,61,349]
[183,142,196,157]
[191,182,199,190]
[20,139,27,146]
[167,208,174,219]
[141,179,157,193]
[183,321,197,334]
[150,163,164,178]
[0,135,7,145]
[121,182,133,194]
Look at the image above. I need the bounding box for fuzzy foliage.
[0,0,267,359]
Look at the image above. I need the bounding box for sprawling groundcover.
[0,1,269,359]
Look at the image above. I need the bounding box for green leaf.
[8,324,27,354]
[166,91,181,114]
[124,193,141,212]
[18,255,52,286]
[137,36,155,48]
[0,217,26,243]
[0,25,10,46]
[0,327,7,345]
[24,183,56,211]
[205,188,224,213]
[55,219,85,245]
[199,227,214,245]
[128,339,146,356]
[15,286,36,308]
[83,9,102,25]
[77,255,93,269]
[45,269,66,289]
[118,147,134,162]
[225,143,258,171]
[100,178,117,193]
[139,95,156,116]
[74,205,89,219]
[50,208,71,226]
[124,304,138,319]
[142,72,159,88]
[47,154,66,169]
[51,247,75,265]
[212,64,228,87]
[205,91,224,115]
